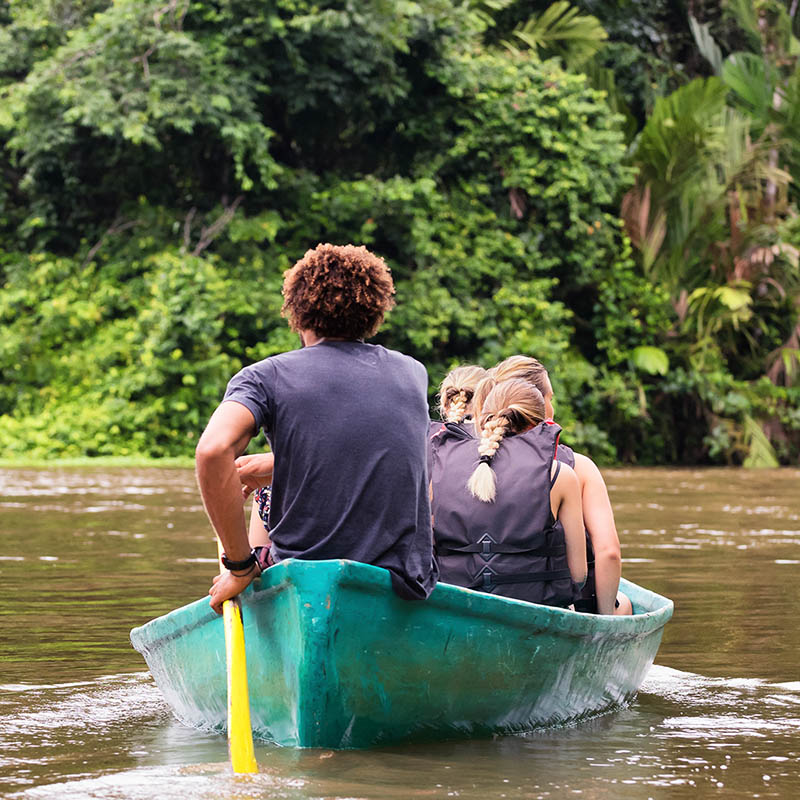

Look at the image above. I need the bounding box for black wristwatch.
[220,549,258,573]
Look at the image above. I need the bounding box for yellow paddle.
[217,539,258,774]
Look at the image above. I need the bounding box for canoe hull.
[130,559,672,748]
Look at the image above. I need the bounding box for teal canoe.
[130,559,673,748]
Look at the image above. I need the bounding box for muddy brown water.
[0,466,798,799]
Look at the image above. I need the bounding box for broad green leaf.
[630,346,669,376]
[716,286,751,311]
[210,94,232,111]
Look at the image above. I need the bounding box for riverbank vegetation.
[1,0,798,465]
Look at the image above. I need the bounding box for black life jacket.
[429,419,471,476]
[556,443,597,613]
[430,421,579,608]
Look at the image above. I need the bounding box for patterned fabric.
[254,486,271,528]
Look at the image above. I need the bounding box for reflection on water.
[2,667,799,799]
[1,467,799,799]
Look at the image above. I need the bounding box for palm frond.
[689,15,723,75]
[724,0,763,53]
[722,52,777,123]
[627,76,792,293]
[634,77,729,186]
[510,1,607,67]
[742,415,780,467]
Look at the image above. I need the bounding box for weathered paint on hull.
[130,559,673,748]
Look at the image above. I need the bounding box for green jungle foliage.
[0,0,798,465]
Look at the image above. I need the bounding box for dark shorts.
[574,595,620,614]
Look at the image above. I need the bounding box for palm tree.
[623,1,800,464]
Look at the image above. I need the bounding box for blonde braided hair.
[445,389,470,423]
[438,365,489,423]
[467,379,546,502]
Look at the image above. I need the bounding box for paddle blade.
[222,597,258,774]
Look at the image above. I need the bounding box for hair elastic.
[478,454,493,465]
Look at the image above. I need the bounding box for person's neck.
[299,330,354,347]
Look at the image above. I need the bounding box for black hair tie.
[478,454,493,465]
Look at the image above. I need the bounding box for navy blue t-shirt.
[223,340,437,600]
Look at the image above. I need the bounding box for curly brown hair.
[281,243,396,339]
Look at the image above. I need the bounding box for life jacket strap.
[550,459,561,489]
[476,567,573,591]
[438,541,566,557]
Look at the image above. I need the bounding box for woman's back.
[430,421,576,607]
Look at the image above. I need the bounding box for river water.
[0,466,798,799]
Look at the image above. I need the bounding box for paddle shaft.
[217,540,258,774]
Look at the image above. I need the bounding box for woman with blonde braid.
[430,379,586,607]
[475,355,631,616]
[428,365,489,475]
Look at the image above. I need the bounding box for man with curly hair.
[196,243,437,612]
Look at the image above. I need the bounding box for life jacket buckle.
[479,566,495,591]
[477,533,495,562]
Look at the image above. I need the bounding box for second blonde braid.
[446,390,469,423]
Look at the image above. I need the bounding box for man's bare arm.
[195,401,258,612]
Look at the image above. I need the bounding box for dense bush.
[0,0,798,464]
